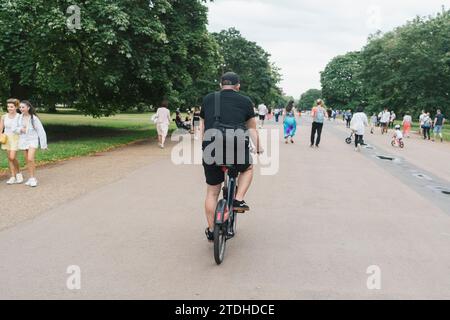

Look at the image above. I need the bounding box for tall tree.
[320,51,364,111]
[212,28,282,106]
[298,89,322,110]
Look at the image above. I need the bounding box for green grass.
[1,111,175,171]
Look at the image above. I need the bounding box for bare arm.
[246,117,262,153]
[0,116,4,134]
[199,118,205,141]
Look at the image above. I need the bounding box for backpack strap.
[214,91,221,122]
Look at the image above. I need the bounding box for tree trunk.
[10,73,31,100]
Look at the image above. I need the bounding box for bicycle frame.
[216,167,238,226]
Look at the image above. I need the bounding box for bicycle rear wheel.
[214,200,228,265]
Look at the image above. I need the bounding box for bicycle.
[391,137,405,148]
[213,165,242,265]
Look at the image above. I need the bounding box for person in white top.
[380,108,391,134]
[0,98,24,185]
[17,101,48,187]
[257,103,268,128]
[155,100,171,149]
[389,111,396,129]
[419,110,426,135]
[392,125,404,147]
[350,107,369,151]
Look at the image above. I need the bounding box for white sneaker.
[28,178,38,187]
[6,177,16,185]
[16,173,24,184]
[25,178,38,187]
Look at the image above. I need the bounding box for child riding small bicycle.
[391,125,405,148]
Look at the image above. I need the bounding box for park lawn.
[0,111,175,172]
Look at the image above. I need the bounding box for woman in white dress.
[17,101,48,187]
[155,100,171,149]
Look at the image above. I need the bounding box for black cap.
[221,72,240,86]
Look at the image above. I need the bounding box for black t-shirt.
[200,89,255,130]
[435,114,445,126]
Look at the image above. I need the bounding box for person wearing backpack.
[199,72,263,241]
[310,99,327,148]
[422,112,432,140]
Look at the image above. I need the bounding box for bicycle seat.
[220,165,239,177]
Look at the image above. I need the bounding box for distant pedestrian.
[310,99,327,148]
[402,113,412,138]
[344,110,352,128]
[433,109,446,143]
[380,108,390,135]
[17,101,48,187]
[0,98,23,185]
[419,110,426,135]
[392,125,404,148]
[274,107,282,123]
[258,103,268,129]
[283,101,297,144]
[350,107,368,152]
[370,113,378,134]
[389,111,396,129]
[156,100,171,149]
[422,112,432,140]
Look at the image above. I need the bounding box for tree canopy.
[321,8,450,117]
[298,89,322,111]
[0,1,282,115]
[212,28,283,106]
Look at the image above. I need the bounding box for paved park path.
[0,118,449,299]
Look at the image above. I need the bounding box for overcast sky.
[206,0,447,98]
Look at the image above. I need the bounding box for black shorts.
[259,115,266,121]
[203,163,252,186]
[202,141,252,186]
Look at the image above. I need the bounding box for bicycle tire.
[345,138,352,144]
[232,211,237,236]
[214,200,228,265]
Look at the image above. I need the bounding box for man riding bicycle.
[200,72,262,241]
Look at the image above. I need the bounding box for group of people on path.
[244,98,329,148]
[419,110,446,142]
[349,107,446,151]
[0,99,48,187]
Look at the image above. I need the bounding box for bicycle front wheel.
[214,200,228,265]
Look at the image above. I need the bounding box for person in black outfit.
[200,72,262,241]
